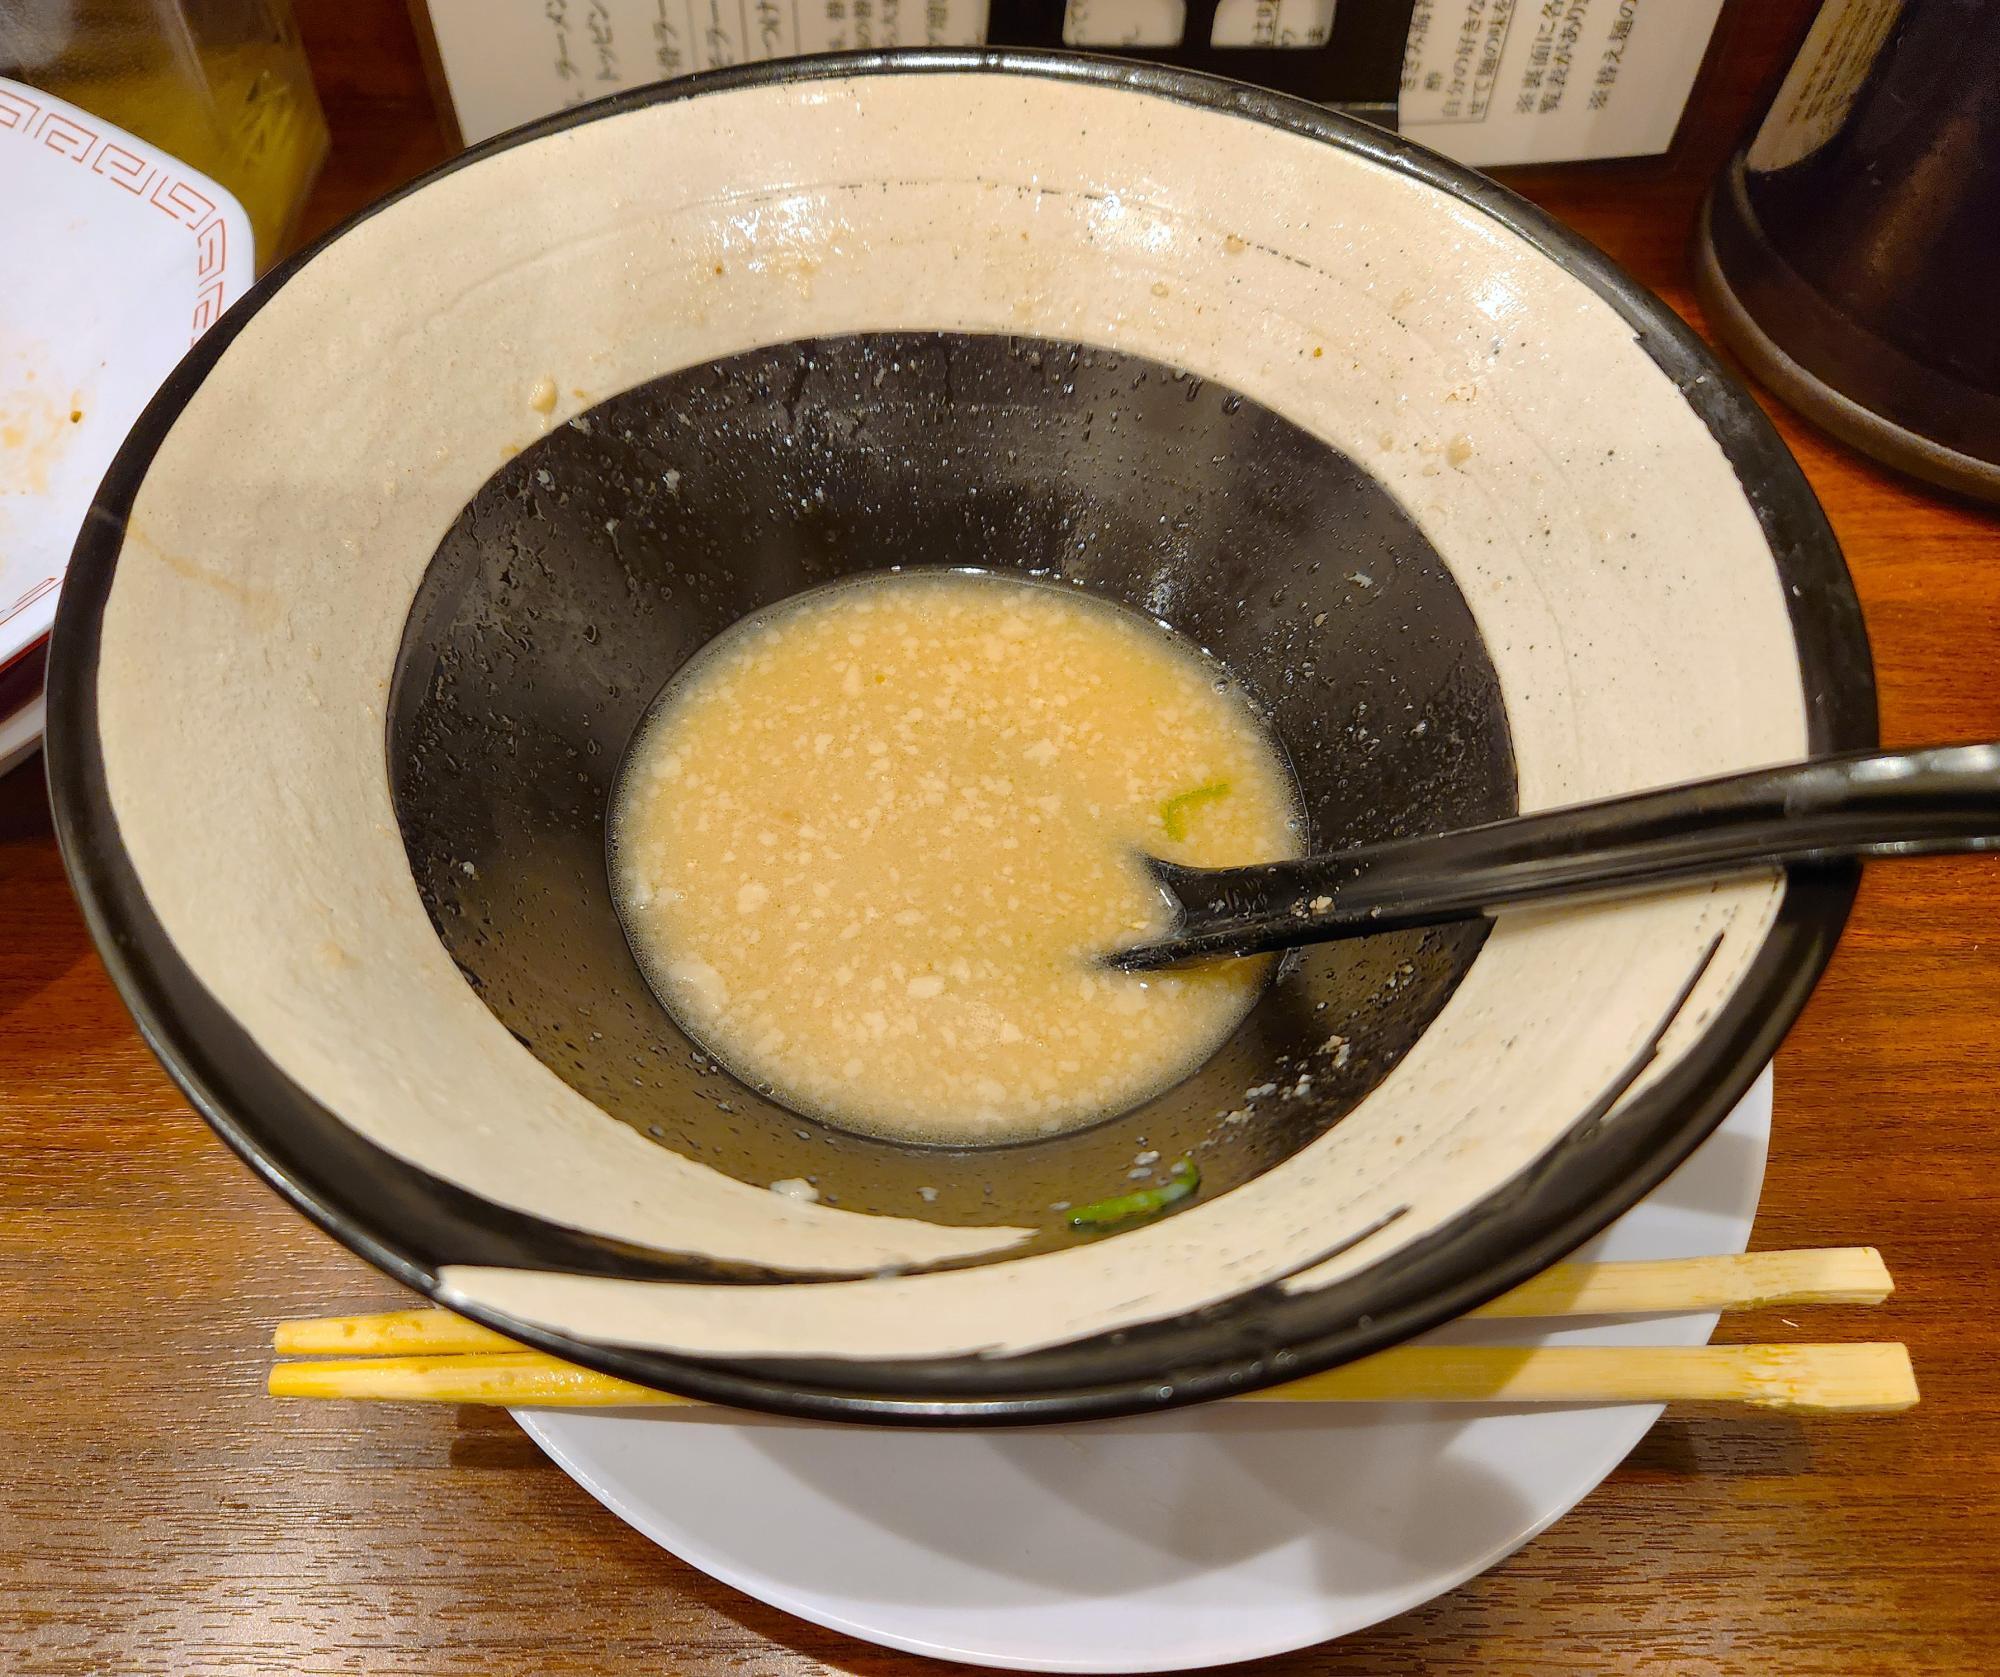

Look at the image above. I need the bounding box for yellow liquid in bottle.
[6,1,329,267]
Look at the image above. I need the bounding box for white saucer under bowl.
[517,1066,1770,1670]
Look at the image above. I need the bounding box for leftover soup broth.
[611,571,1300,1143]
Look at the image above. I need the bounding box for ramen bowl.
[47,52,1873,1422]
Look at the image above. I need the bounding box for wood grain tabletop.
[4,3,1996,1671]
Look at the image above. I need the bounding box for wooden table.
[5,5,1997,1671]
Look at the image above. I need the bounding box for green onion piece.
[1158,779,1231,842]
[1067,1158,1200,1232]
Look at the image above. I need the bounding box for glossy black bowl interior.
[388,330,1515,1241]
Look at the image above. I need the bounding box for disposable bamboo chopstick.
[268,1248,1912,1416]
[271,1247,1894,1359]
[275,1308,520,1358]
[1465,1245,1893,1318]
[266,1342,1918,1414]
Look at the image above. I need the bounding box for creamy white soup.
[611,570,1300,1143]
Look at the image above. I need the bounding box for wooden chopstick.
[1466,1245,1892,1317]
[266,1342,1918,1414]
[271,1248,1894,1359]
[265,1248,1912,1416]
[276,1308,521,1358]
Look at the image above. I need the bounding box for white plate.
[0,77,253,688]
[518,1066,1771,1670]
[0,691,47,781]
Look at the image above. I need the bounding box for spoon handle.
[1119,743,2000,969]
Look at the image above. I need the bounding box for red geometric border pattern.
[5,93,239,345]
[0,86,42,131]
[36,109,96,160]
[149,173,217,231]
[92,139,155,195]
[195,215,228,280]
[1,576,62,632]
[191,282,229,336]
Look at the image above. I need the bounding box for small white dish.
[0,691,48,781]
[518,1066,1771,1670]
[0,76,252,741]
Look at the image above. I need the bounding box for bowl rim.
[45,47,1877,1424]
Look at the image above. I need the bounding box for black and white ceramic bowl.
[48,53,1873,1423]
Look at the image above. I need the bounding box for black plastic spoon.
[1109,743,2000,972]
